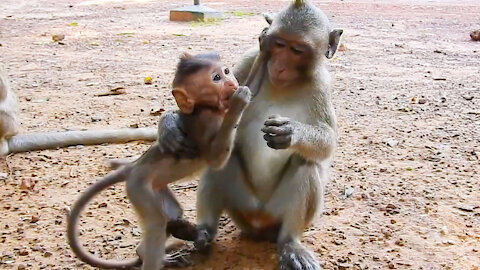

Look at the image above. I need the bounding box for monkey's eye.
[291,47,305,55]
[274,39,286,48]
[212,73,222,82]
[224,68,230,75]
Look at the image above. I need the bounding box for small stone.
[471,29,480,41]
[18,264,26,270]
[442,240,455,245]
[388,263,396,269]
[455,204,475,212]
[384,138,399,147]
[440,225,448,235]
[337,263,353,270]
[395,238,405,246]
[43,251,52,257]
[20,179,34,190]
[418,98,426,104]
[52,34,65,42]
[344,186,355,198]
[18,249,29,256]
[30,216,39,223]
[98,202,107,208]
[91,115,102,122]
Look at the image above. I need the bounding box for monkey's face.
[267,34,312,89]
[175,62,239,114]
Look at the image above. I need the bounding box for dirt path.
[0,0,479,269]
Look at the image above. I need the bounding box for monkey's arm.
[233,48,259,85]
[205,87,251,169]
[290,120,336,161]
[262,115,336,162]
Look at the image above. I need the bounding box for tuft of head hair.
[293,0,305,7]
[172,52,220,87]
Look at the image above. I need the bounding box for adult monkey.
[153,1,342,269]
[0,65,157,156]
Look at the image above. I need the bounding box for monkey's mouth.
[270,78,291,89]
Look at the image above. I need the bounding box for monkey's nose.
[225,80,238,91]
[277,68,286,75]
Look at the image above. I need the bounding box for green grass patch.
[230,11,255,17]
[118,32,135,36]
[189,18,222,27]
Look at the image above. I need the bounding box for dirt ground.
[0,0,479,269]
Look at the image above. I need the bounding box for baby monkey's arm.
[205,86,251,169]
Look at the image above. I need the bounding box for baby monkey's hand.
[229,86,251,112]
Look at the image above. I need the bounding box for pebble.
[440,225,448,235]
[385,138,399,147]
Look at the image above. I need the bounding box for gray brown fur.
[67,86,251,270]
[154,1,343,270]
[0,65,19,155]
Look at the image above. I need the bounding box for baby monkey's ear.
[172,88,194,114]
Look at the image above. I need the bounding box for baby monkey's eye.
[213,74,222,82]
[224,68,230,75]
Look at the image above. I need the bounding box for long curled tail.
[67,167,141,269]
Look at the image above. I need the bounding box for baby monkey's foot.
[164,249,192,268]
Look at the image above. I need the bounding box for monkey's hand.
[157,111,197,158]
[229,86,251,113]
[261,115,296,149]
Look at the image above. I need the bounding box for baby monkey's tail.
[67,166,141,269]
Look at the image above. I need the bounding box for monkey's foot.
[278,241,321,270]
[164,249,192,268]
[165,244,210,268]
[193,228,213,254]
[167,218,199,241]
[0,140,9,156]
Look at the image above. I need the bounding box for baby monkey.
[67,52,251,270]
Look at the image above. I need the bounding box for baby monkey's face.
[185,62,239,112]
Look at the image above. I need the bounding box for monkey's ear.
[325,29,343,59]
[172,88,194,114]
[263,13,275,25]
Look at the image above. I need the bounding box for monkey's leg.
[140,216,167,270]
[127,176,167,270]
[134,186,193,267]
[154,187,200,241]
[264,157,326,270]
[0,113,17,155]
[197,152,260,252]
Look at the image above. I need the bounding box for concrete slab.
[169,5,222,22]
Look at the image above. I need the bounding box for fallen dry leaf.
[144,76,153,84]
[95,87,126,97]
[52,34,65,42]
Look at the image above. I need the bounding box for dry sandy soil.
[0,0,479,269]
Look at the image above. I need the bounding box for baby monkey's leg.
[126,174,170,270]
